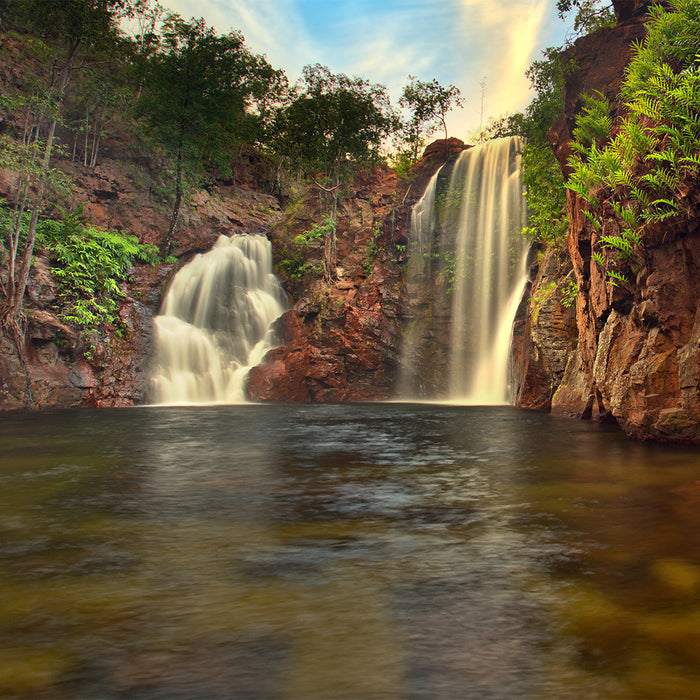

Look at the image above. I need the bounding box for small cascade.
[399,136,530,404]
[151,234,286,404]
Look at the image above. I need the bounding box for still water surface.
[2,404,700,699]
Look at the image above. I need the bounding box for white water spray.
[400,137,530,404]
[151,234,286,404]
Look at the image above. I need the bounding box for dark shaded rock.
[515,247,578,411]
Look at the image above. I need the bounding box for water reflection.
[1,405,700,698]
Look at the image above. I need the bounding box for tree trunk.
[323,171,339,282]
[164,140,184,258]
[83,106,90,167]
[1,57,72,344]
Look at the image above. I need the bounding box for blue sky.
[164,0,574,140]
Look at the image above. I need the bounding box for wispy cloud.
[449,0,549,135]
[166,0,318,80]
[160,0,556,140]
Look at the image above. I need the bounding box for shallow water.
[2,404,700,699]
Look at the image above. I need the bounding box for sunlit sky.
[163,0,576,140]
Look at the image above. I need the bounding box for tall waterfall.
[151,234,286,404]
[399,136,530,404]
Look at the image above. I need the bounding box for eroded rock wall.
[518,1,700,443]
[247,140,463,402]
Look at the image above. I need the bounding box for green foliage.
[390,148,419,180]
[521,141,569,244]
[294,216,335,246]
[531,281,557,323]
[278,216,333,284]
[467,113,526,145]
[567,0,700,287]
[363,225,384,275]
[512,45,570,245]
[435,187,463,215]
[397,75,464,165]
[278,257,322,281]
[561,279,578,308]
[274,64,395,179]
[557,0,616,33]
[570,91,612,151]
[37,210,158,334]
[135,15,257,162]
[4,0,124,55]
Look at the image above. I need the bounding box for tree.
[557,0,616,33]
[398,76,464,164]
[274,64,396,279]
[136,15,256,254]
[0,0,124,365]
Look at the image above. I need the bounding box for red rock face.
[530,5,700,442]
[0,139,283,410]
[514,248,578,411]
[247,149,457,403]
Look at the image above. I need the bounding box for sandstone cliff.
[247,139,463,402]
[516,0,700,443]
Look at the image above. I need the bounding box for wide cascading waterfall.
[151,234,286,404]
[399,136,530,404]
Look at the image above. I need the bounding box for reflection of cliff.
[517,0,700,443]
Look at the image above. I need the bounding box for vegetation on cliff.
[0,0,467,357]
[566,0,700,287]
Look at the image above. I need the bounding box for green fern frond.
[606,269,630,287]
[583,208,601,231]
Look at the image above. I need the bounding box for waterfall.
[151,234,286,404]
[399,136,530,404]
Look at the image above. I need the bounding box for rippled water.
[2,404,700,699]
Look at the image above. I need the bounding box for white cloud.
[443,0,548,137]
[154,0,554,142]
[165,0,318,81]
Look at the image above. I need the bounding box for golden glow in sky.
[162,0,572,140]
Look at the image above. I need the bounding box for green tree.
[136,14,264,254]
[509,46,570,245]
[274,64,396,279]
[0,0,124,358]
[557,0,616,33]
[398,76,464,164]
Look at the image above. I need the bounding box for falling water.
[151,234,286,404]
[399,136,530,403]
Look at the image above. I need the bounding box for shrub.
[37,210,158,334]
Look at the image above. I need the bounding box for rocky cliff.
[0,116,283,408]
[516,0,700,443]
[0,33,454,411]
[3,4,699,446]
[247,139,463,402]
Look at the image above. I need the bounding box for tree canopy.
[135,13,276,249]
[398,76,464,163]
[274,64,395,180]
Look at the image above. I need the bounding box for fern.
[565,0,700,289]
[606,269,630,287]
[582,208,601,231]
[37,211,158,336]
